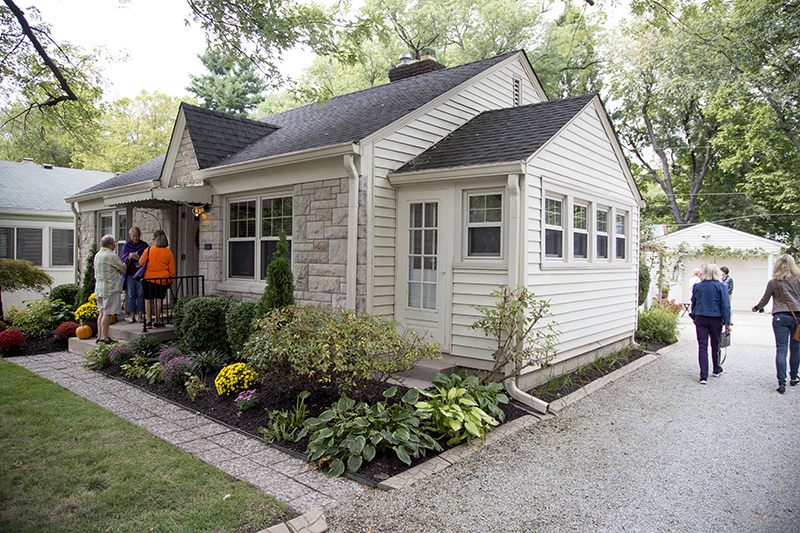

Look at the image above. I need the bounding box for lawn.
[0,360,294,533]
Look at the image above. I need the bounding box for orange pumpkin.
[75,325,93,339]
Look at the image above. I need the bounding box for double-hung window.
[467,193,502,258]
[99,210,127,255]
[573,205,588,259]
[0,227,43,265]
[545,198,563,258]
[51,229,74,266]
[615,213,627,259]
[228,195,292,281]
[596,209,609,259]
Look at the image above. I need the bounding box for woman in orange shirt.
[140,229,175,328]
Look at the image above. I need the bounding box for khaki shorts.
[96,294,122,316]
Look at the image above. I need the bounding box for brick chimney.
[389,52,445,82]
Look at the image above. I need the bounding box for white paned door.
[396,188,452,348]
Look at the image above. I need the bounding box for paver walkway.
[9,351,364,517]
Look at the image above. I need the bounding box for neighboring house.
[66,50,643,388]
[645,221,787,312]
[0,159,113,308]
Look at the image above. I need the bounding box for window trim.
[50,227,74,267]
[544,196,564,260]
[225,190,293,283]
[455,186,507,266]
[97,209,128,256]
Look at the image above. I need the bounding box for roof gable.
[394,95,595,173]
[652,221,787,252]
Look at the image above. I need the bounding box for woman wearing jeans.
[752,255,800,394]
[120,227,148,323]
[690,264,731,384]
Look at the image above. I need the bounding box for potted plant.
[74,293,99,336]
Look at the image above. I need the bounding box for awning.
[104,185,212,207]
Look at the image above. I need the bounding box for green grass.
[0,360,294,533]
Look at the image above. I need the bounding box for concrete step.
[68,322,177,356]
[390,359,460,390]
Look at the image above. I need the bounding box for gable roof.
[0,160,113,211]
[394,95,595,173]
[182,103,279,169]
[650,221,787,252]
[70,50,532,197]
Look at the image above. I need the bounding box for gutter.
[504,173,549,414]
[344,154,359,309]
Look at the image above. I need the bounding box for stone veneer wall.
[172,129,200,187]
[203,177,368,310]
[75,211,96,284]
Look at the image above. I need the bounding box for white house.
[645,221,788,312]
[0,159,112,308]
[66,51,644,388]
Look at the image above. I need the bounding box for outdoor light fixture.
[192,203,210,221]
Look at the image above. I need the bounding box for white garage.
[645,222,788,314]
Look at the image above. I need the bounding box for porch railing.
[139,275,205,333]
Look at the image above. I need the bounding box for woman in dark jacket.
[690,264,731,384]
[120,226,148,323]
[752,254,800,393]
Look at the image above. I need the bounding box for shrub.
[0,258,53,321]
[172,294,200,339]
[652,298,683,316]
[0,329,25,354]
[214,362,257,396]
[7,299,60,335]
[299,388,441,478]
[75,243,98,308]
[50,284,80,309]
[162,356,194,386]
[54,321,79,340]
[225,301,260,356]
[127,334,162,362]
[109,345,136,366]
[638,260,651,307]
[158,347,184,366]
[188,348,229,378]
[636,305,679,344]
[259,231,294,314]
[243,306,440,394]
[176,296,232,354]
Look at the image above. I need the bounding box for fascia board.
[195,142,360,182]
[160,108,188,187]
[361,52,528,147]
[388,161,526,186]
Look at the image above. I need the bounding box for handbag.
[775,282,800,341]
[133,262,147,281]
[720,331,731,348]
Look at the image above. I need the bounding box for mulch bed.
[8,333,669,484]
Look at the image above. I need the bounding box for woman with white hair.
[752,254,800,394]
[690,264,731,384]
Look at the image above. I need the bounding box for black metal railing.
[139,275,205,333]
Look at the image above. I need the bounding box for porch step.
[389,359,460,390]
[68,322,177,356]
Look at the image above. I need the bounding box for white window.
[596,209,609,259]
[51,229,74,266]
[0,227,43,265]
[615,213,627,259]
[98,210,127,256]
[408,202,438,309]
[227,195,292,281]
[467,193,503,258]
[545,198,563,258]
[573,205,588,259]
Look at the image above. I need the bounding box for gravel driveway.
[326,312,800,532]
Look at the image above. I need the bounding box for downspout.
[70,202,80,284]
[504,173,550,414]
[344,154,359,309]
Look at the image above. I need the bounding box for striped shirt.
[93,247,125,298]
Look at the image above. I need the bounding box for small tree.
[0,259,53,321]
[260,232,294,314]
[75,243,98,308]
[638,259,651,308]
[471,286,559,385]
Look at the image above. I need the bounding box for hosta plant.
[299,387,441,478]
[415,379,502,446]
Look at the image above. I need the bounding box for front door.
[395,188,452,348]
[177,205,200,277]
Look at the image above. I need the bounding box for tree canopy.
[186,50,267,115]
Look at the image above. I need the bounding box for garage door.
[680,258,771,313]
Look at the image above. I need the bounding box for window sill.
[217,280,263,295]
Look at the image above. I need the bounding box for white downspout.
[504,173,549,414]
[70,202,80,284]
[344,155,359,309]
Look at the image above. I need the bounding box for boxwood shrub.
[225,301,260,357]
[176,295,232,355]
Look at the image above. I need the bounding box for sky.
[29,0,315,101]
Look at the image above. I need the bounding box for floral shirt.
[93,247,125,298]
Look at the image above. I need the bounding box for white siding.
[450,268,510,362]
[369,58,544,319]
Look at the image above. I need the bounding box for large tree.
[187,50,267,115]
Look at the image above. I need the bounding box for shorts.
[142,280,169,300]
[96,294,122,316]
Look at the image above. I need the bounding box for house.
[66,50,644,389]
[0,159,113,308]
[645,221,787,313]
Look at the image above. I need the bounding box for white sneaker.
[700,379,708,385]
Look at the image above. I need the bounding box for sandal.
[126,317,137,324]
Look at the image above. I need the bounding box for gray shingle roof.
[71,155,166,197]
[182,103,279,169]
[0,160,113,211]
[394,95,595,173]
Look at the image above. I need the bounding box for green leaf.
[328,459,345,478]
[394,446,411,465]
[464,420,481,437]
[318,411,336,422]
[347,454,363,473]
[383,385,398,399]
[363,443,376,462]
[403,388,420,404]
[353,417,369,428]
[348,435,366,454]
[318,428,334,439]
[448,419,461,431]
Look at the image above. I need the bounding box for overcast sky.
[29,0,313,101]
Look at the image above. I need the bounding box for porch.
[68,321,177,356]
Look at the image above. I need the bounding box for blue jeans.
[694,315,723,380]
[772,313,800,387]
[126,275,144,315]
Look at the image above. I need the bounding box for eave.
[389,161,527,186]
